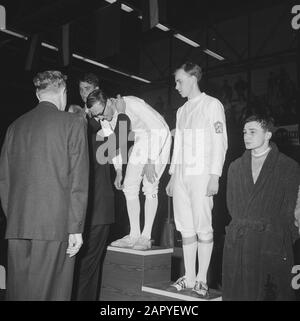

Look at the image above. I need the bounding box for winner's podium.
[100,246,173,301]
[100,246,222,301]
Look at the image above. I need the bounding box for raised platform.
[142,281,222,301]
[100,246,222,301]
[106,246,173,256]
[100,246,173,300]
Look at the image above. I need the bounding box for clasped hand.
[142,162,157,183]
[206,175,219,197]
[66,233,83,257]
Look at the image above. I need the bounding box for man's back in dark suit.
[4,102,89,241]
[0,71,89,300]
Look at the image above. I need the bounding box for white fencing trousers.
[173,169,213,237]
[123,135,171,200]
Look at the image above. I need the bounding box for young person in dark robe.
[222,114,300,301]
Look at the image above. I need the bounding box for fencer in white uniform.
[89,94,171,250]
[166,62,227,298]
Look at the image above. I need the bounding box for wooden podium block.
[100,246,173,301]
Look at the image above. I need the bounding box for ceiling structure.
[0,0,292,92]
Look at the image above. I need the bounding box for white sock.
[182,235,197,287]
[126,198,141,238]
[141,195,158,239]
[196,240,213,284]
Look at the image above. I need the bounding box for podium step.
[105,245,173,256]
[100,246,222,301]
[142,281,222,301]
[100,246,174,301]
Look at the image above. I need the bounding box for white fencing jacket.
[122,96,170,163]
[170,92,227,177]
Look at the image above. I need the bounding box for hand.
[86,109,92,118]
[69,105,86,119]
[206,174,219,197]
[166,176,174,197]
[142,162,157,184]
[66,233,83,257]
[114,169,123,190]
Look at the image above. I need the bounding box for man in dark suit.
[0,70,89,300]
[71,74,131,301]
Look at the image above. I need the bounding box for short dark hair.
[79,73,99,88]
[174,62,203,82]
[86,89,107,109]
[244,114,275,133]
[33,70,67,91]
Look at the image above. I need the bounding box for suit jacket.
[0,101,89,241]
[86,114,131,227]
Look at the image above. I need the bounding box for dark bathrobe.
[222,143,300,301]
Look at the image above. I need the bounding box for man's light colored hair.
[33,70,67,92]
[175,61,203,82]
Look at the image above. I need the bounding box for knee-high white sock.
[196,239,213,284]
[141,195,158,239]
[182,235,198,287]
[126,198,141,238]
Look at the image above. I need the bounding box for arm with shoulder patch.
[169,108,182,175]
[209,100,228,176]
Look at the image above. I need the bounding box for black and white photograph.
[0,0,300,308]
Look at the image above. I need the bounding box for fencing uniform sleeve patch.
[214,121,223,134]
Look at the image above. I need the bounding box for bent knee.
[142,185,158,198]
[123,184,140,200]
[197,231,213,243]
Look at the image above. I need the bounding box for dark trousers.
[6,239,75,301]
[72,224,110,301]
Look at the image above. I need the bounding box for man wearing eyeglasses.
[70,74,131,301]
[86,90,171,251]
